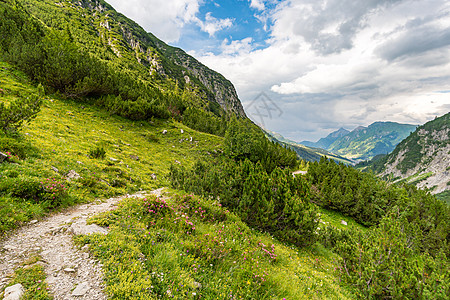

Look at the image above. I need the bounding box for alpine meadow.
[0,0,449,300]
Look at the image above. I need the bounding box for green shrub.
[0,93,42,133]
[40,177,69,207]
[323,215,449,299]
[170,158,319,247]
[0,133,38,159]
[0,176,43,201]
[224,118,298,172]
[78,174,99,187]
[89,146,106,159]
[177,194,227,223]
[0,175,70,207]
[308,157,398,226]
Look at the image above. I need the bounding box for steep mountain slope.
[13,0,245,118]
[263,129,354,164]
[376,113,450,195]
[327,122,417,161]
[301,127,350,149]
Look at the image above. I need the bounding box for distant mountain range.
[263,129,353,164]
[301,122,417,162]
[301,127,350,149]
[361,113,450,201]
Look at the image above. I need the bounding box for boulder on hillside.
[4,283,25,300]
[0,152,8,163]
[130,154,139,161]
[66,170,81,181]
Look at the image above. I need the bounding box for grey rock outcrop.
[4,283,24,300]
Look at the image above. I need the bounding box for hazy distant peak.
[331,127,350,137]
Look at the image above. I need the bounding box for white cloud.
[197,12,233,37]
[220,38,254,55]
[106,0,200,42]
[105,0,232,42]
[192,0,450,141]
[250,0,265,11]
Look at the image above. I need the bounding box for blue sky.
[107,0,450,142]
[175,0,273,54]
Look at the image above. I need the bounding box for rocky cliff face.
[379,113,450,194]
[92,0,245,117]
[147,39,246,117]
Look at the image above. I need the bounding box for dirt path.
[292,170,307,176]
[0,188,164,299]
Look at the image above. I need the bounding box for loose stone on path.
[0,191,151,299]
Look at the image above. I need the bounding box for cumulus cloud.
[220,38,254,55]
[376,25,450,61]
[250,0,265,11]
[106,0,232,42]
[194,0,450,141]
[198,12,233,37]
[270,0,404,55]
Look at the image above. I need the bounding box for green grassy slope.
[77,191,357,299]
[0,60,222,233]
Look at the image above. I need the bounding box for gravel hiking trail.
[0,188,165,299]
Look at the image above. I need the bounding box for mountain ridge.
[263,128,354,164]
[19,0,246,119]
[301,127,350,149]
[302,121,417,161]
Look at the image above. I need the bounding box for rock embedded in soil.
[64,268,76,273]
[72,282,90,296]
[66,170,81,181]
[3,283,24,300]
[0,152,7,162]
[68,221,108,236]
[3,245,17,251]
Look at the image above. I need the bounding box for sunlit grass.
[1,254,51,300]
[76,192,357,299]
